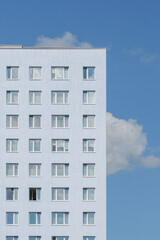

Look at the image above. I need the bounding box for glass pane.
[83,164,87,176]
[88,140,94,152]
[33,68,41,79]
[83,213,87,224]
[30,213,36,224]
[6,116,10,128]
[88,68,94,79]
[83,140,87,152]
[57,140,64,152]
[65,92,68,103]
[29,164,36,176]
[52,188,56,200]
[35,92,41,104]
[52,116,56,128]
[29,140,33,151]
[88,165,94,176]
[14,188,18,200]
[88,213,94,224]
[65,140,69,152]
[37,213,41,224]
[51,67,56,79]
[29,116,33,128]
[83,116,87,128]
[12,92,18,104]
[88,91,95,104]
[57,164,63,176]
[12,140,18,152]
[7,164,13,176]
[34,140,40,151]
[65,189,69,200]
[51,92,55,104]
[14,213,18,224]
[88,189,94,200]
[34,116,41,128]
[65,165,69,176]
[57,92,63,104]
[65,213,68,224]
[57,213,63,224]
[52,212,56,224]
[6,92,10,103]
[6,140,10,152]
[52,164,56,176]
[29,92,33,103]
[83,189,87,200]
[7,189,13,200]
[56,68,63,79]
[57,189,63,200]
[57,116,64,128]
[83,68,87,79]
[65,116,69,127]
[12,116,18,128]
[83,92,87,104]
[37,164,41,176]
[7,213,13,224]
[7,67,11,79]
[52,140,56,151]
[37,189,41,200]
[29,68,33,79]
[64,67,68,79]
[15,164,18,176]
[88,116,94,128]
[12,67,18,79]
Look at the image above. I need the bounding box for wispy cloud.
[124,47,156,63]
[107,113,160,175]
[35,32,92,48]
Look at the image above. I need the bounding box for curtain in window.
[57,116,64,127]
[34,116,41,128]
[35,92,41,103]
[57,164,64,176]
[57,189,64,200]
[88,213,94,224]
[57,92,63,103]
[88,116,94,128]
[88,165,94,176]
[64,67,68,79]
[12,140,18,152]
[7,164,13,175]
[12,67,18,79]
[56,68,63,79]
[12,116,18,128]
[88,140,94,152]
[88,91,95,103]
[88,189,94,200]
[29,165,36,176]
[12,92,18,103]
[57,140,64,151]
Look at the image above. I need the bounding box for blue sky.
[1,0,160,239]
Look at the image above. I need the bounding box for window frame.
[83,91,95,105]
[83,164,95,177]
[6,188,18,201]
[29,188,41,201]
[6,237,18,240]
[83,115,95,128]
[29,67,42,80]
[29,212,41,225]
[6,212,19,225]
[83,139,95,152]
[52,188,69,201]
[29,115,42,129]
[29,139,41,153]
[7,66,19,80]
[52,237,69,240]
[51,91,69,105]
[51,67,69,80]
[52,212,69,225]
[83,212,95,225]
[83,188,95,201]
[29,164,41,177]
[6,139,19,153]
[6,91,19,105]
[52,115,69,128]
[52,164,69,177]
[29,91,42,105]
[83,67,95,80]
[52,139,69,152]
[29,237,41,240]
[6,163,19,177]
[6,115,19,129]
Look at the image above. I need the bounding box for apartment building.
[0,46,107,240]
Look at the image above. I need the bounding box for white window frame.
[29,67,42,80]
[29,91,42,105]
[52,115,69,128]
[51,91,69,104]
[52,212,69,225]
[29,115,41,128]
[52,139,69,152]
[52,188,69,201]
[51,67,69,80]
[6,212,19,225]
[83,67,95,80]
[6,237,18,240]
[29,237,41,240]
[83,115,95,128]
[6,91,19,105]
[6,115,19,128]
[6,188,18,201]
[83,139,95,152]
[83,164,95,177]
[6,163,19,177]
[7,66,19,80]
[29,188,41,201]
[29,212,41,225]
[83,91,95,104]
[29,139,41,152]
[83,188,95,201]
[29,164,41,177]
[52,164,69,177]
[6,139,19,153]
[83,212,95,225]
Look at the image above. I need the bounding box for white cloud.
[35,32,92,48]
[107,112,160,175]
[124,47,156,63]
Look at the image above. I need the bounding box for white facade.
[0,47,107,240]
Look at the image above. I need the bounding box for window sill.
[6,151,19,153]
[83,127,96,129]
[29,151,42,153]
[29,224,42,226]
[51,78,69,81]
[6,103,19,105]
[51,103,69,105]
[83,224,95,226]
[29,79,42,81]
[83,103,95,105]
[52,224,69,226]
[52,151,69,153]
[6,224,19,226]
[52,200,69,202]
[29,103,42,105]
[83,79,96,81]
[83,151,96,153]
[6,127,19,129]
[52,127,69,129]
[52,176,69,178]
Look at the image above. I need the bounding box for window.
[52,164,69,177]
[29,115,41,128]
[52,139,69,152]
[83,237,95,240]
[29,164,41,177]
[29,212,41,225]
[7,67,19,80]
[83,67,95,80]
[83,188,95,201]
[83,91,95,104]
[29,139,41,152]
[29,188,41,201]
[51,91,69,104]
[6,237,18,240]
[83,139,95,152]
[6,164,18,177]
[6,115,19,128]
[83,115,95,128]
[6,91,19,104]
[52,237,69,240]
[29,91,41,105]
[29,237,41,240]
[6,139,19,152]
[52,115,69,128]
[83,212,95,225]
[52,212,69,225]
[6,212,18,225]
[83,164,95,177]
[51,67,69,80]
[29,67,42,80]
[6,188,18,201]
[52,188,69,201]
